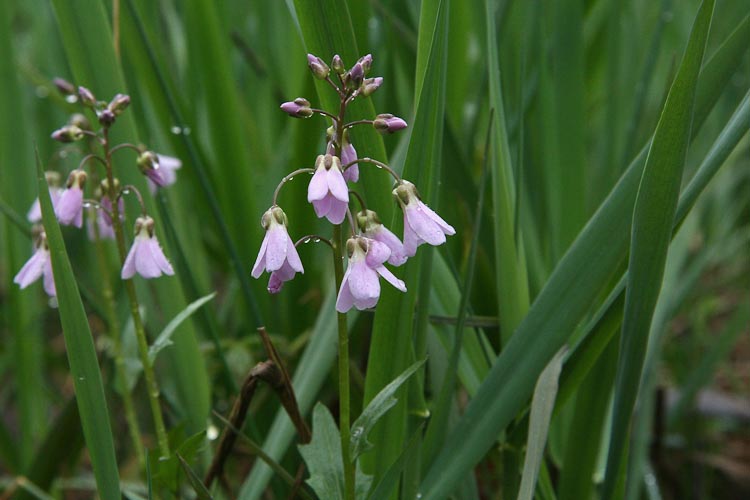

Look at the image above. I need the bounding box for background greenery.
[0,0,747,498]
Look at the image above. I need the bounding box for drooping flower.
[307,154,349,224]
[137,151,166,188]
[336,236,406,313]
[393,180,455,257]
[27,172,64,223]
[14,233,55,297]
[55,169,87,227]
[252,206,304,293]
[121,216,174,279]
[144,154,182,194]
[357,209,408,266]
[87,194,122,241]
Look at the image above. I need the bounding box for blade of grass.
[419,9,748,497]
[603,3,715,494]
[36,151,121,498]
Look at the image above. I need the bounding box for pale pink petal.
[134,239,161,278]
[348,261,380,304]
[26,198,41,222]
[371,226,408,266]
[55,187,84,227]
[335,267,355,313]
[326,198,348,224]
[43,260,56,297]
[327,168,349,202]
[421,203,455,235]
[402,214,420,257]
[251,232,270,278]
[285,235,304,273]
[375,265,406,292]
[121,240,139,279]
[341,143,359,182]
[146,238,174,275]
[365,239,391,267]
[267,272,284,294]
[406,204,446,246]
[265,225,288,272]
[354,292,379,310]
[307,168,328,202]
[312,196,332,218]
[14,249,47,288]
[343,164,359,183]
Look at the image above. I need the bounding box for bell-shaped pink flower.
[252,206,304,292]
[146,154,182,194]
[121,216,174,279]
[393,180,455,257]
[326,136,359,183]
[87,195,122,241]
[55,169,87,227]
[307,154,349,224]
[357,209,407,266]
[336,237,406,313]
[14,233,55,297]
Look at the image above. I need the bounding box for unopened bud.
[358,54,373,74]
[78,86,96,106]
[98,108,116,127]
[356,209,381,233]
[66,169,88,189]
[109,93,131,115]
[393,180,418,206]
[307,54,330,79]
[347,62,364,90]
[280,98,313,118]
[361,77,383,97]
[51,125,84,143]
[373,113,408,134]
[53,77,75,95]
[332,55,345,74]
[68,113,91,131]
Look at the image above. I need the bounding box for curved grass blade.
[419,8,748,497]
[149,292,216,363]
[603,3,715,496]
[36,152,121,499]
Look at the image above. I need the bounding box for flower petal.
[312,195,332,219]
[348,261,380,303]
[265,225,289,272]
[327,168,349,202]
[14,249,46,288]
[341,144,359,183]
[121,240,139,279]
[43,260,56,297]
[307,167,328,202]
[251,232,269,278]
[371,226,408,266]
[402,213,421,257]
[365,239,391,267]
[285,234,304,273]
[326,198,348,225]
[406,203,446,246]
[147,237,174,275]
[421,203,456,235]
[135,238,162,279]
[375,265,406,292]
[335,267,355,313]
[55,187,84,227]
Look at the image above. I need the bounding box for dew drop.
[82,201,93,208]
[375,165,383,169]
[288,176,294,181]
[78,376,85,381]
[313,238,321,243]
[207,424,220,441]
[65,94,78,104]
[122,188,131,195]
[303,238,311,244]
[170,125,182,135]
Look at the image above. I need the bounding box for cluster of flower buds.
[253,53,454,312]
[15,79,180,298]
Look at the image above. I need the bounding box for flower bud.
[109,93,131,115]
[393,180,418,206]
[361,77,383,97]
[51,125,84,143]
[356,209,382,233]
[347,62,364,90]
[45,171,62,187]
[307,54,330,79]
[332,54,345,74]
[66,169,88,189]
[373,114,408,134]
[78,86,97,106]
[358,54,373,74]
[98,108,116,127]
[280,97,313,118]
[53,77,76,95]
[137,151,165,186]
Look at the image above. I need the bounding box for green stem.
[332,224,355,500]
[92,226,146,469]
[103,129,171,459]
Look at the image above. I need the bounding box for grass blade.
[603,3,715,497]
[36,153,121,498]
[149,292,216,363]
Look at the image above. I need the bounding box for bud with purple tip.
[347,62,364,90]
[373,114,408,134]
[358,54,373,74]
[51,125,84,143]
[78,86,96,106]
[332,54,345,74]
[307,54,330,80]
[280,97,313,118]
[361,77,383,97]
[109,93,131,115]
[53,77,75,95]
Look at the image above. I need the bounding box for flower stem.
[103,129,171,459]
[332,223,355,500]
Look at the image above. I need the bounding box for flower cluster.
[252,53,454,312]
[14,81,178,297]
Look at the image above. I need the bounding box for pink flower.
[393,180,455,257]
[27,188,63,223]
[14,233,55,297]
[357,209,407,266]
[336,237,406,313]
[252,206,304,292]
[147,154,182,194]
[326,128,359,183]
[86,195,122,241]
[54,169,87,227]
[307,154,349,224]
[121,216,174,279]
